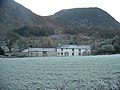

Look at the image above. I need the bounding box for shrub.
[0,47,5,55]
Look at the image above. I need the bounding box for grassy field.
[0,55,120,90]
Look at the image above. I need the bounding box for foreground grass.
[0,55,120,90]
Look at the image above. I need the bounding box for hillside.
[50,7,120,29]
[0,1,120,37]
[0,0,46,31]
[0,0,120,36]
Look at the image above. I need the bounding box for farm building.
[57,45,91,56]
[22,48,56,57]
[22,45,91,57]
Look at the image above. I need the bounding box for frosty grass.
[0,55,120,90]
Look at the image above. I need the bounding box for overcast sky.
[14,0,120,22]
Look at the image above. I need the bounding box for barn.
[22,48,56,57]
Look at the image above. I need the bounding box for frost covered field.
[0,55,120,90]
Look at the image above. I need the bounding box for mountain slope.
[0,0,45,31]
[0,0,120,37]
[50,7,120,29]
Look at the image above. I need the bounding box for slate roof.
[22,48,56,52]
[22,45,91,52]
[57,45,91,49]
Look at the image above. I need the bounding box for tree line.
[0,27,120,55]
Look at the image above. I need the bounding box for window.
[58,52,60,55]
[79,52,81,56]
[43,51,47,57]
[72,53,74,56]
[79,49,81,51]
[61,52,63,56]
[72,49,74,51]
[61,48,63,51]
[43,51,47,54]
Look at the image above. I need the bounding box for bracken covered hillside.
[0,0,46,31]
[0,0,120,36]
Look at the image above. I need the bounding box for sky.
[14,0,120,22]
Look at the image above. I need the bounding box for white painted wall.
[57,48,81,56]
[57,48,91,56]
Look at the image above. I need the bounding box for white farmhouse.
[57,45,91,56]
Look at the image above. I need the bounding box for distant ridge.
[50,7,120,29]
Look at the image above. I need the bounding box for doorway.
[64,52,69,56]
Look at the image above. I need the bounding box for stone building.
[22,45,91,57]
[22,48,56,57]
[57,45,91,56]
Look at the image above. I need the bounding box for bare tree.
[112,35,120,53]
[16,37,30,52]
[5,31,20,52]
